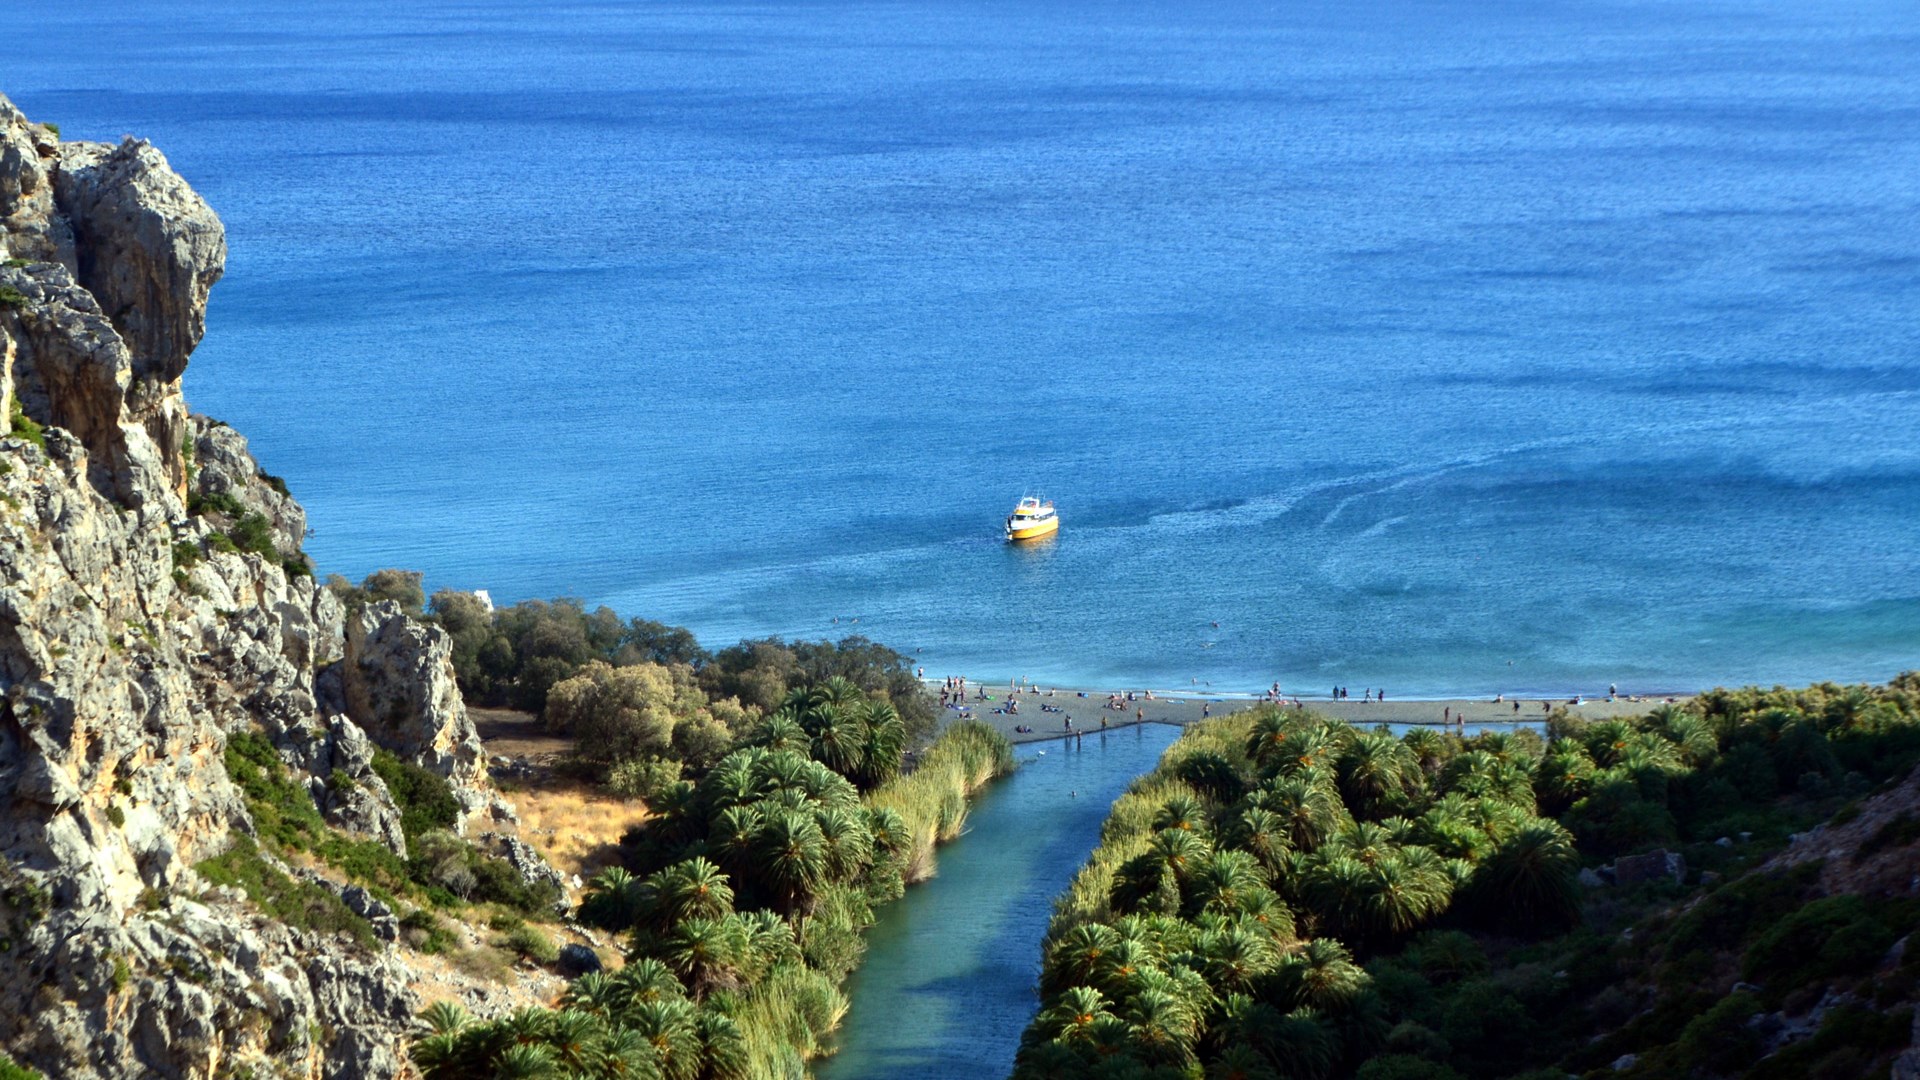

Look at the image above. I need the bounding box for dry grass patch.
[508,781,650,881]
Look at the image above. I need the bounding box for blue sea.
[9,0,1918,697]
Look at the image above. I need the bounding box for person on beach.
[1443,706,1450,723]
[1379,689,1386,701]
[1136,708,1144,724]
[1203,703,1211,718]
[1514,701,1521,713]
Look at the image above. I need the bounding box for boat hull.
[1006,517,1060,542]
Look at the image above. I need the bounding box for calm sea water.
[8,0,1919,696]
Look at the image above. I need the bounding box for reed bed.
[865,720,1015,883]
[732,963,849,1080]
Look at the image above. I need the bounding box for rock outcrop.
[0,94,551,1079]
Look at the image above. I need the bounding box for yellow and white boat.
[1005,497,1060,541]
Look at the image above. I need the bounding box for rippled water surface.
[7,0,1918,695]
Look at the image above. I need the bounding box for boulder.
[1611,849,1686,887]
[557,943,603,977]
[342,601,491,825]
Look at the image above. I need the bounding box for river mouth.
[817,723,1183,1079]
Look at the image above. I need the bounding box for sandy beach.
[930,683,1691,747]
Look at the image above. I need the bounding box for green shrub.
[1673,990,1762,1073]
[258,470,289,496]
[1742,895,1895,985]
[0,1050,44,1079]
[229,511,278,558]
[500,924,559,964]
[171,541,202,571]
[1356,1055,1465,1080]
[195,836,375,948]
[223,731,413,899]
[0,286,26,308]
[105,805,125,828]
[188,490,245,518]
[369,750,460,841]
[8,399,44,450]
[399,908,459,955]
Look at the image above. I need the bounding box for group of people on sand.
[1329,686,1386,701]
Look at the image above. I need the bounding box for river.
[818,723,1183,1079]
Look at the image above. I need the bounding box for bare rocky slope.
[0,95,556,1079]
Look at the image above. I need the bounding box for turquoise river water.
[818,724,1182,1079]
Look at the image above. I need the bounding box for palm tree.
[545,1009,606,1076]
[1326,821,1396,868]
[862,806,909,856]
[695,1008,749,1080]
[705,804,763,882]
[491,1042,562,1080]
[610,957,685,1013]
[560,971,621,1019]
[1353,852,1452,943]
[1090,937,1157,999]
[753,807,827,915]
[1228,807,1293,875]
[589,1027,660,1080]
[1190,924,1279,993]
[1232,887,1297,944]
[421,1000,471,1036]
[807,708,868,778]
[1465,818,1580,933]
[580,867,644,932]
[1244,707,1297,769]
[663,915,747,998]
[1275,938,1368,1013]
[1148,827,1213,884]
[1582,720,1637,768]
[1043,922,1122,996]
[1035,985,1117,1044]
[1153,793,1209,835]
[1443,750,1537,812]
[697,752,765,817]
[1123,986,1201,1068]
[813,806,875,882]
[1337,732,1420,818]
[1184,849,1266,917]
[1257,776,1348,850]
[1535,743,1596,814]
[1208,1042,1281,1080]
[855,700,906,789]
[624,997,703,1080]
[648,858,735,931]
[804,675,867,714]
[1271,726,1341,778]
[751,711,811,756]
[1399,728,1450,780]
[736,908,801,978]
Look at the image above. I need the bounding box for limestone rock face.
[0,94,450,1079]
[343,600,493,822]
[189,415,309,560]
[51,137,225,391]
[0,98,73,268]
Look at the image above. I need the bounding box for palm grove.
[1014,678,1920,1080]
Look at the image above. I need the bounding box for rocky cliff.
[0,95,545,1079]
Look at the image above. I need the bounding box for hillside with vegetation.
[1013,677,1920,1080]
